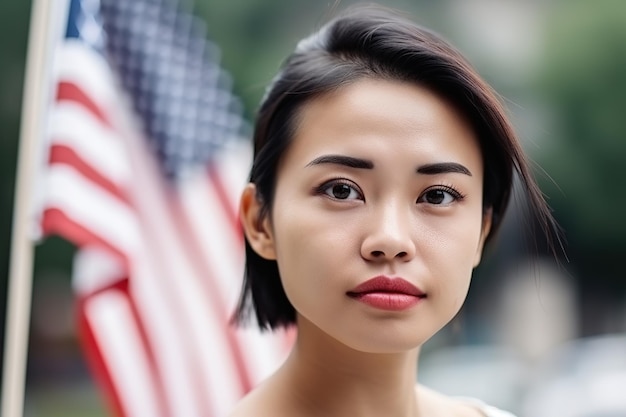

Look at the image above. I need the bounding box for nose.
[360,202,416,263]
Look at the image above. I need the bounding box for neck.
[276,317,421,417]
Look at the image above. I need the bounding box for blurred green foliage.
[0,0,29,346]
[537,0,626,296]
[193,0,440,117]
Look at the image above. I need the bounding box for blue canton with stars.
[67,0,245,180]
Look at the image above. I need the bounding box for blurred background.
[1,0,625,416]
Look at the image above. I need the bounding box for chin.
[334,325,437,354]
[354,341,425,355]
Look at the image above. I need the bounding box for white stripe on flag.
[45,164,140,254]
[128,248,206,417]
[180,143,291,387]
[49,101,131,184]
[179,171,243,308]
[73,247,125,296]
[134,197,244,416]
[55,40,120,108]
[215,140,252,210]
[236,327,291,384]
[121,125,245,415]
[85,290,162,417]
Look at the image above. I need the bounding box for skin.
[234,78,492,417]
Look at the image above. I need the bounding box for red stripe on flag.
[57,81,112,127]
[49,144,130,205]
[77,293,126,417]
[79,279,171,417]
[167,191,252,395]
[135,173,229,415]
[207,165,244,245]
[139,230,217,417]
[42,208,128,267]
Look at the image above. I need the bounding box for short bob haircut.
[233,6,559,330]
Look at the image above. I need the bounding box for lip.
[347,276,426,311]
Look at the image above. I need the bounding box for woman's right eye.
[319,180,363,201]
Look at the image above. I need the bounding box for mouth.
[346,276,426,311]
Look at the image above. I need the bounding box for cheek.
[270,200,345,298]
[270,183,360,268]
[274,231,347,328]
[270,191,368,327]
[423,209,484,306]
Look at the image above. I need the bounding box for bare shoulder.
[228,378,288,417]
[228,399,258,417]
[228,387,271,417]
[416,385,492,417]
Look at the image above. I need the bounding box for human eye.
[417,185,465,205]
[316,179,364,201]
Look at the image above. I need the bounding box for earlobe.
[473,208,493,267]
[240,183,277,260]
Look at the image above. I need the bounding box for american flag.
[37,0,289,415]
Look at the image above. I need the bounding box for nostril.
[369,250,409,259]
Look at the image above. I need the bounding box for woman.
[231,5,558,417]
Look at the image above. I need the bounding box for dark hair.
[234,5,560,329]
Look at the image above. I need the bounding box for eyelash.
[418,184,466,204]
[314,179,466,204]
[314,178,364,201]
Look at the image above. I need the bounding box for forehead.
[280,78,482,174]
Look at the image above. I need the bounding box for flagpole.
[1,0,54,415]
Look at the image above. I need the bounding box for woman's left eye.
[417,187,463,205]
[319,180,363,200]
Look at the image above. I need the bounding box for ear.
[473,208,493,267]
[240,183,277,260]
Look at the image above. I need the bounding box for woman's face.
[247,78,490,353]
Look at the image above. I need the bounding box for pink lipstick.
[347,276,425,311]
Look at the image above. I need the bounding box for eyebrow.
[306,155,374,169]
[417,162,472,176]
[305,154,472,176]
